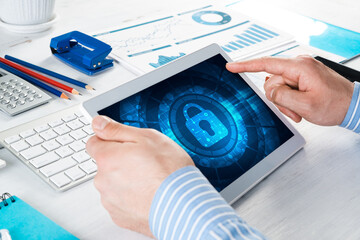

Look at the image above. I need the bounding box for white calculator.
[0,68,52,116]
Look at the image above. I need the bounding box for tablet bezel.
[82,44,305,204]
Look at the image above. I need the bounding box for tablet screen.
[98,54,293,191]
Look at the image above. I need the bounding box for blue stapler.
[50,31,113,75]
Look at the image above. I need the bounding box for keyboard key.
[82,135,92,144]
[42,139,61,151]
[11,140,30,152]
[55,146,74,158]
[79,116,90,125]
[75,112,84,117]
[25,135,44,146]
[65,166,86,181]
[34,124,50,133]
[70,129,87,140]
[62,114,77,122]
[40,129,58,141]
[30,152,60,168]
[56,134,74,146]
[5,134,21,144]
[72,150,90,163]
[20,145,46,160]
[50,173,72,188]
[40,157,77,177]
[20,129,36,138]
[48,119,63,128]
[67,119,84,130]
[69,140,86,152]
[83,125,94,135]
[79,160,97,174]
[53,125,71,135]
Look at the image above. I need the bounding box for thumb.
[267,85,309,117]
[92,115,142,142]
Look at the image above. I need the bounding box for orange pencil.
[0,57,80,95]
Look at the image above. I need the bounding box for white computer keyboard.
[0,105,96,191]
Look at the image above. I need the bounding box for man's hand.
[226,55,354,126]
[86,116,194,237]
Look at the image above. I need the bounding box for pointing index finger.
[226,57,296,76]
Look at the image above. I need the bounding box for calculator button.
[34,94,42,99]
[25,97,34,102]
[9,79,17,83]
[4,92,12,97]
[0,95,3,100]
[1,99,9,104]
[7,103,16,109]
[0,88,5,92]
[19,93,27,98]
[15,82,23,86]
[13,89,21,94]
[16,100,25,105]
[21,86,30,90]
[27,89,36,94]
[10,96,18,101]
[6,85,14,90]
[1,82,9,86]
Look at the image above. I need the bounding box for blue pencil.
[4,55,94,90]
[0,62,70,100]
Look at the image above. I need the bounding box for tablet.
[82,44,305,204]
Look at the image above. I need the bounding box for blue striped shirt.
[149,81,360,240]
[340,82,360,132]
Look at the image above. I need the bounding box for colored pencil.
[5,55,94,90]
[0,62,70,100]
[0,57,80,95]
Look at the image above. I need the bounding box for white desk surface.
[1,0,360,239]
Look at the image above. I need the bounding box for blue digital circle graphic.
[192,11,231,25]
[168,94,244,163]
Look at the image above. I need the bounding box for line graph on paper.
[94,5,294,73]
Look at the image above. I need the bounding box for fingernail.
[265,76,270,81]
[93,116,111,130]
[270,88,275,99]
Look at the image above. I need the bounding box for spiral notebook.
[0,193,78,240]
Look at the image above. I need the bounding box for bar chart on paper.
[221,24,280,53]
[94,5,294,73]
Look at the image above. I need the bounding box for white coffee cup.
[0,0,55,25]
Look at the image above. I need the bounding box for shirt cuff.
[149,166,266,240]
[340,82,360,133]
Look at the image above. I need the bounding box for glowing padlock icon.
[183,103,228,148]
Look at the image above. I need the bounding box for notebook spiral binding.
[0,192,16,209]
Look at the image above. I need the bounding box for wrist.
[340,82,360,131]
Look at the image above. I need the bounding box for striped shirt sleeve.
[340,82,360,133]
[149,166,266,240]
